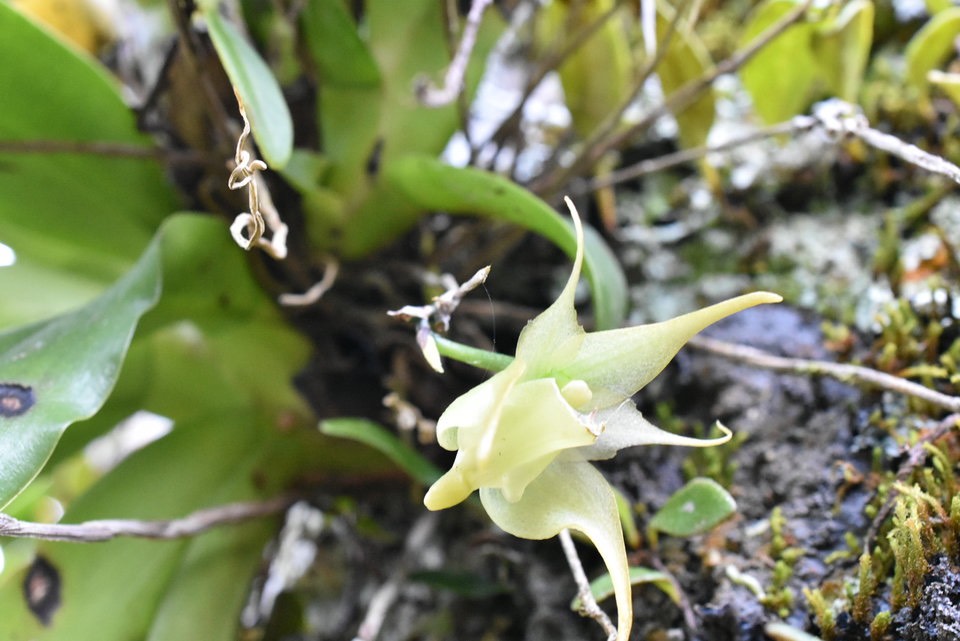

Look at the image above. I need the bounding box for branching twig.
[477,0,628,164]
[813,99,960,185]
[0,495,293,542]
[532,0,813,198]
[559,529,618,641]
[687,335,960,413]
[574,115,818,195]
[228,91,289,259]
[417,0,494,108]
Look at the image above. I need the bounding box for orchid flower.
[423,198,780,641]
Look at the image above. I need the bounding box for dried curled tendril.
[228,93,288,260]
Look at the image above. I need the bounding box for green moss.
[803,587,837,641]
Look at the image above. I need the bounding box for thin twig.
[812,99,960,185]
[687,335,960,413]
[477,0,628,164]
[532,0,813,198]
[559,529,618,641]
[574,115,817,195]
[0,140,210,166]
[417,0,494,108]
[0,495,294,542]
[530,0,686,183]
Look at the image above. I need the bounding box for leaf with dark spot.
[23,555,61,626]
[0,383,34,417]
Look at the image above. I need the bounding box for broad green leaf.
[905,7,960,91]
[740,0,818,124]
[536,0,634,138]
[0,234,162,509]
[647,477,736,537]
[0,410,275,640]
[300,0,382,195]
[812,0,874,102]
[0,3,178,327]
[571,566,680,610]
[656,5,716,148]
[0,215,381,639]
[302,0,500,199]
[204,9,293,168]
[371,156,629,329]
[320,418,442,486]
[48,214,313,465]
[367,0,501,167]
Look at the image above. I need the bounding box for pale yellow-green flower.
[425,198,780,641]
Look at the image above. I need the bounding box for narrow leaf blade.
[205,11,293,168]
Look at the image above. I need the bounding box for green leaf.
[47,214,314,466]
[571,566,680,610]
[656,5,716,148]
[367,0,501,167]
[204,10,293,168]
[812,0,874,102]
[0,214,381,639]
[299,0,382,195]
[648,477,736,537]
[905,7,960,91]
[929,70,960,107]
[0,233,162,509]
[536,0,634,139]
[740,0,818,124]
[0,3,177,327]
[0,410,275,641]
[374,156,629,330]
[320,418,441,486]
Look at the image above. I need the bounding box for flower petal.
[564,291,782,407]
[426,377,600,509]
[481,461,633,641]
[562,404,732,461]
[434,359,526,451]
[515,197,586,374]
